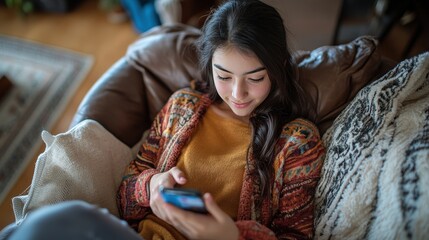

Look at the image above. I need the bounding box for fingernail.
[204,193,211,200]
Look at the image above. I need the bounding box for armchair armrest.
[70,57,149,147]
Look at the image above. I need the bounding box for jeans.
[3,201,142,240]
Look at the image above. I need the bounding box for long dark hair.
[195,0,312,198]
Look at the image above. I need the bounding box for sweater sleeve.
[273,120,325,239]
[116,97,172,228]
[236,221,277,240]
[235,119,325,240]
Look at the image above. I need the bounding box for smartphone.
[159,187,208,214]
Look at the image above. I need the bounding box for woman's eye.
[249,77,265,82]
[217,75,230,80]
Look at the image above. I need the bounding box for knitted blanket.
[314,52,429,239]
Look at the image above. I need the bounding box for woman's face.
[212,46,271,120]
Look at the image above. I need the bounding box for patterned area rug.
[0,35,93,203]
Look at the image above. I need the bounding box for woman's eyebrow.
[213,64,266,75]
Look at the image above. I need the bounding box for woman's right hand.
[149,167,187,221]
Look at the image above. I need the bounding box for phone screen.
[160,187,208,214]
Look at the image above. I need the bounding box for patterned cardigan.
[117,88,326,240]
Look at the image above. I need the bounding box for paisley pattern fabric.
[315,52,429,239]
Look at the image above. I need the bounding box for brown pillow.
[295,36,383,134]
[126,24,201,120]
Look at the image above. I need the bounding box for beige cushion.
[12,120,135,222]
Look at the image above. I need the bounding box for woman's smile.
[231,100,252,109]
[212,46,271,121]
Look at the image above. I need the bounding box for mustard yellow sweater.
[177,106,251,219]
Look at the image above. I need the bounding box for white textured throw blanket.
[12,120,135,222]
[315,52,429,239]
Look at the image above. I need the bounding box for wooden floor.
[0,0,138,228]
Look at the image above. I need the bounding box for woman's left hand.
[163,193,239,240]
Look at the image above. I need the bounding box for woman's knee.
[25,200,100,223]
[8,200,137,240]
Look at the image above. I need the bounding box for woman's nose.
[232,79,247,100]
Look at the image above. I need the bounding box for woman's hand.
[163,193,239,240]
[149,167,187,221]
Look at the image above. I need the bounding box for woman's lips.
[232,101,251,109]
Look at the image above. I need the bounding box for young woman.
[3,1,325,240]
[117,0,325,239]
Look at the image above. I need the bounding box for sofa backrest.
[71,24,395,147]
